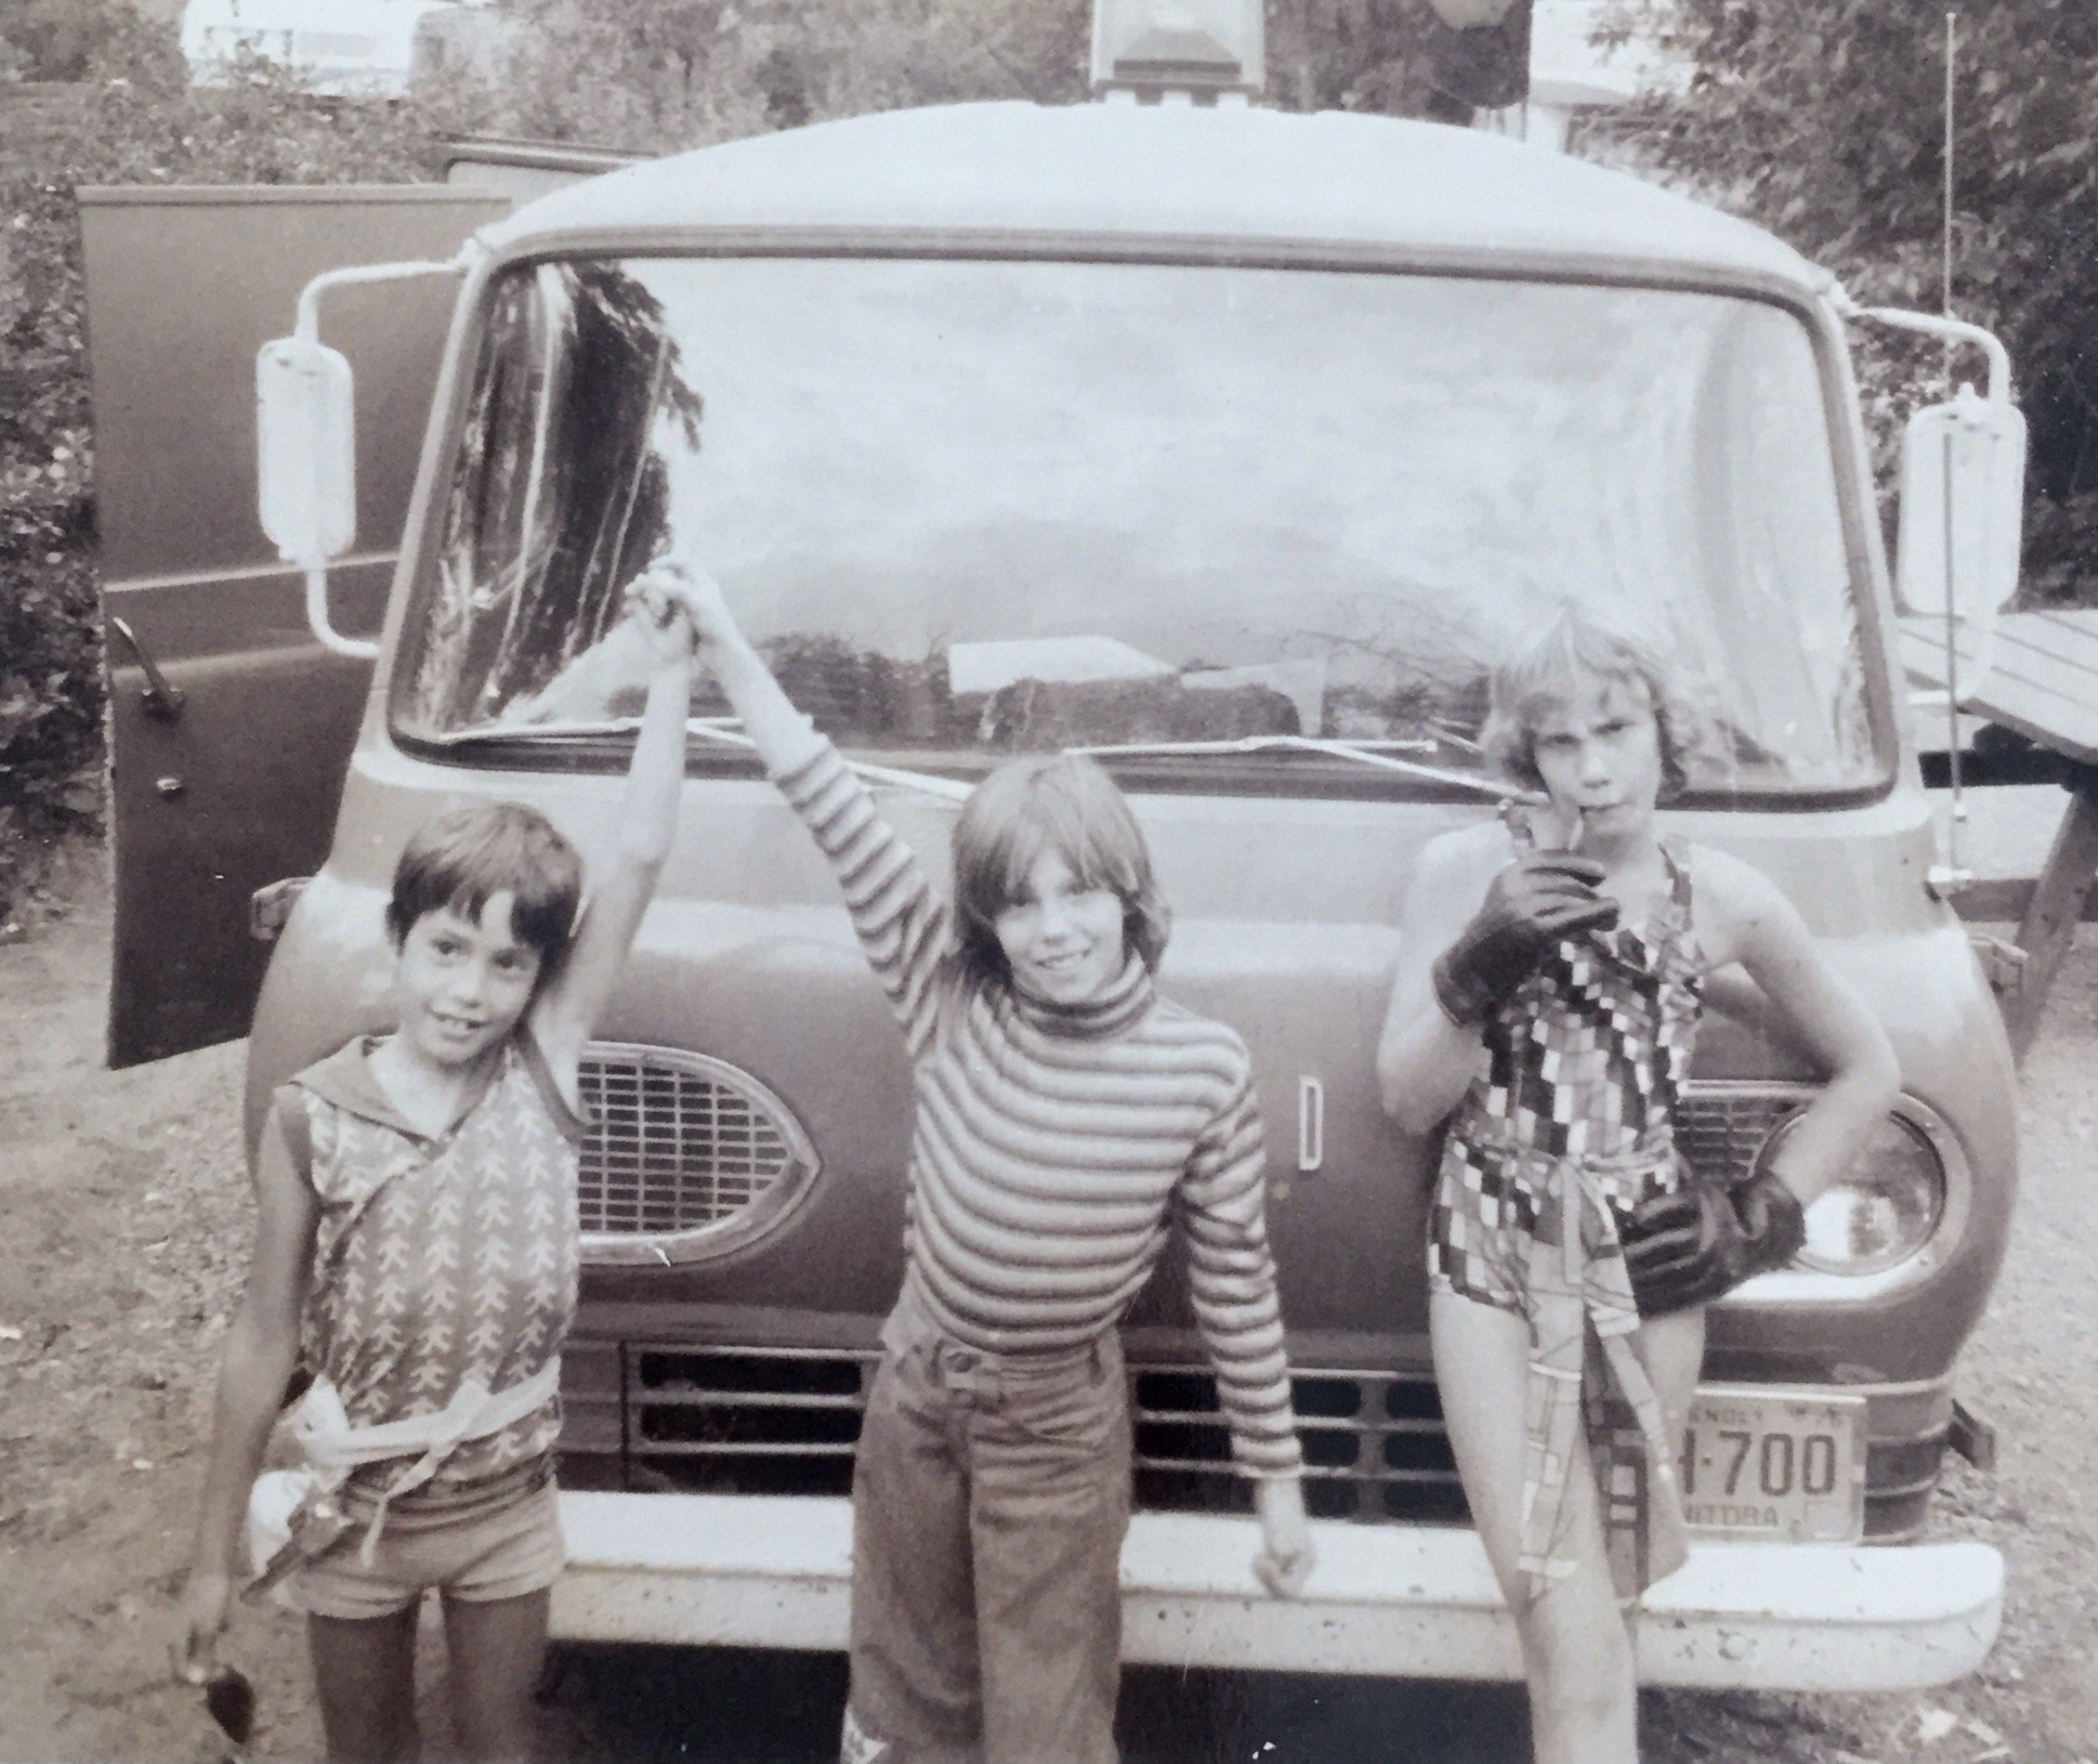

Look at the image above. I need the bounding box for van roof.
[485,99,1825,294]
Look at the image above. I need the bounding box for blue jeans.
[843,1287,1133,1764]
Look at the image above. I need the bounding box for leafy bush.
[0,7,450,909]
[1,0,133,84]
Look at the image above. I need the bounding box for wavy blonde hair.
[1479,608,1718,802]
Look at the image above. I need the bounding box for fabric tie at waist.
[245,1358,560,1596]
[1513,1145,1690,1609]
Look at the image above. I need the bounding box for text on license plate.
[1679,1386,1866,1544]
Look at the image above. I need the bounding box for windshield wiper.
[1071,734,1526,802]
[425,725,1514,805]
[424,717,974,803]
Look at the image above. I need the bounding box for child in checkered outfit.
[1373,610,1897,1764]
[172,576,702,1763]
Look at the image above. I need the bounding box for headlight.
[1769,1112,1947,1276]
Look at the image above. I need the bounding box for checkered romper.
[1428,834,1704,1605]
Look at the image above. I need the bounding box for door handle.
[107,616,186,721]
[1297,1076,1325,1173]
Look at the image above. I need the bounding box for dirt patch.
[0,845,302,1762]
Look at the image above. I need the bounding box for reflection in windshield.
[396,255,1881,796]
[406,262,705,734]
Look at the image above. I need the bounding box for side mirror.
[256,336,373,659]
[1895,382,2026,692]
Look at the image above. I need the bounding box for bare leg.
[1633,1304,1706,1469]
[1431,1288,1636,1764]
[441,1588,552,1764]
[308,1603,422,1764]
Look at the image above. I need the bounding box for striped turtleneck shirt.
[777,738,1305,1479]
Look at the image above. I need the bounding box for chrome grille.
[1674,1083,1810,1185]
[575,1043,819,1265]
[584,1345,1929,1538]
[613,1347,1466,1522]
[1126,1368,1465,1522]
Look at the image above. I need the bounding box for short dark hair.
[951,752,1170,991]
[385,802,584,963]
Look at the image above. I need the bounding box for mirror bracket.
[1846,302,2013,407]
[261,244,486,664]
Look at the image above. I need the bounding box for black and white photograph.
[3,1,2096,1759]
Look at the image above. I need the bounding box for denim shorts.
[287,1456,564,1621]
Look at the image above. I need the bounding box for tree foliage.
[1,7,441,905]
[1591,0,2098,604]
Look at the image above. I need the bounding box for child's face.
[993,849,1128,1008]
[1529,672,1664,843]
[390,892,544,1067]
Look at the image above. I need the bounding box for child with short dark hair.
[172,578,700,1764]
[653,563,1314,1764]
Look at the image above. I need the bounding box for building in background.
[178,0,501,98]
[1516,0,1685,147]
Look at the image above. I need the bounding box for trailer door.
[85,187,507,1066]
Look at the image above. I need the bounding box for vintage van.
[89,7,2026,1695]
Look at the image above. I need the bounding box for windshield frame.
[385,232,1899,810]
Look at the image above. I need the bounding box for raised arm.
[531,579,697,1089]
[659,564,952,1057]
[172,1104,318,1681]
[1375,831,1498,1135]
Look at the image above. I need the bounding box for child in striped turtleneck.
[655,563,1312,1764]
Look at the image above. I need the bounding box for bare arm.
[1702,852,1901,1208]
[652,563,826,778]
[1374,830,1498,1136]
[531,587,697,1089]
[172,1108,317,1678]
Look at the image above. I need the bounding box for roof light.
[1091,0,1263,102]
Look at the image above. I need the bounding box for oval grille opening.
[576,1044,819,1264]
[1674,1084,1810,1186]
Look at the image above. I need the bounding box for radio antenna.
[1940,8,1966,887]
[1943,11,1957,331]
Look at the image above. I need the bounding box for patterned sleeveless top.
[1427,817,1706,1606]
[1436,830,1705,1258]
[282,1031,584,1493]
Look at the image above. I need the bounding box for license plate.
[1679,1385,1866,1544]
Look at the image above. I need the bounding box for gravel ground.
[2,844,2093,1764]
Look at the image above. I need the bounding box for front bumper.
[549,1493,2001,1692]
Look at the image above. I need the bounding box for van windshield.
[393,255,1882,798]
